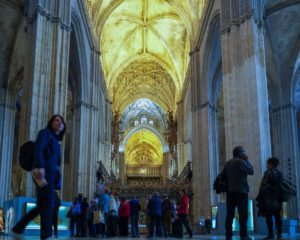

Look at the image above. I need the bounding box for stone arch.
[0,15,27,204]
[62,10,91,200]
[121,125,167,151]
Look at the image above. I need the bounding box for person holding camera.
[224,146,254,240]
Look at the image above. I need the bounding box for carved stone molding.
[73,101,99,111]
[191,101,217,112]
[271,103,296,113]
[27,5,71,32]
[220,0,255,34]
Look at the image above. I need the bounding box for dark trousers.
[119,216,129,237]
[178,214,193,238]
[130,215,139,237]
[162,211,172,237]
[266,209,282,237]
[75,215,82,236]
[52,205,59,236]
[225,191,248,238]
[13,185,54,239]
[69,216,75,236]
[107,214,118,237]
[149,215,162,237]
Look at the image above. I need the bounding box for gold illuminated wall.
[125,129,163,166]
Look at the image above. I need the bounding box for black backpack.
[213,169,227,194]
[19,141,36,171]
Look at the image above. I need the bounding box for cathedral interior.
[0,0,300,236]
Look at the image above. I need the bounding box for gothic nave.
[0,0,300,238]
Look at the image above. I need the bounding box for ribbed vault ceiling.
[88,0,206,112]
[125,129,163,166]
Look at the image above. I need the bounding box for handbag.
[213,168,227,194]
[94,210,101,224]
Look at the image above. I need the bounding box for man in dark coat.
[256,157,285,240]
[129,196,141,238]
[147,192,163,237]
[224,146,254,240]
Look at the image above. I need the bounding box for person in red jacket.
[118,197,131,237]
[177,190,193,238]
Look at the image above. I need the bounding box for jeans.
[266,209,282,237]
[13,185,54,239]
[131,215,139,237]
[225,191,248,238]
[178,214,193,238]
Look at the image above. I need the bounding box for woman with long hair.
[12,114,66,240]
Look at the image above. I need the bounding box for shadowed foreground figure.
[11,115,66,240]
[224,146,254,240]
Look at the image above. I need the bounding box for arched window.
[141,115,147,124]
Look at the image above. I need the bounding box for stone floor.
[1,235,300,240]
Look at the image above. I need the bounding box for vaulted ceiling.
[88,0,207,113]
[125,129,163,166]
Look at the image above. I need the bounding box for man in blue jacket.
[147,192,163,237]
[129,196,141,238]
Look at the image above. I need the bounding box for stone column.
[0,88,17,207]
[270,103,300,219]
[119,152,125,184]
[220,1,271,198]
[191,48,212,225]
[162,152,170,183]
[176,100,184,173]
[17,0,71,197]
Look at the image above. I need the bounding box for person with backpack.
[11,114,66,240]
[256,157,295,240]
[224,146,254,240]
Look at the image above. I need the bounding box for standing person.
[177,190,193,238]
[107,189,119,237]
[67,197,77,237]
[147,192,163,237]
[162,194,172,237]
[99,187,110,236]
[224,146,254,240]
[81,197,89,237]
[52,190,61,238]
[11,114,66,240]
[129,196,141,238]
[75,194,83,237]
[256,157,290,240]
[145,194,152,235]
[118,197,131,237]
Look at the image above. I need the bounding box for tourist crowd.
[66,189,193,238]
